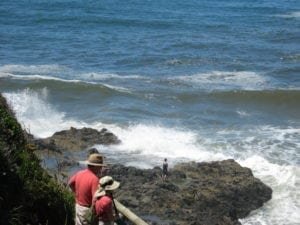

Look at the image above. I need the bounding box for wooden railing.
[114,199,149,225]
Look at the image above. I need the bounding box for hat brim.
[94,181,120,198]
[79,160,107,167]
[105,181,120,191]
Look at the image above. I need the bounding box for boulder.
[29,127,120,152]
[109,160,272,225]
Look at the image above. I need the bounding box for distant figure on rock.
[162,158,168,181]
[94,176,121,225]
[68,153,107,225]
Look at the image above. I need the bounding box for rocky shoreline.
[30,127,272,225]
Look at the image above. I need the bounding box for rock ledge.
[110,160,272,225]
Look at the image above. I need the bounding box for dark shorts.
[162,169,168,176]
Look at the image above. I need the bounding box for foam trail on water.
[0,64,145,83]
[80,72,144,80]
[277,11,300,18]
[170,71,272,90]
[1,73,94,83]
[0,64,68,75]
[1,73,131,93]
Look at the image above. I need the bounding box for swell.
[177,89,300,106]
[0,77,131,96]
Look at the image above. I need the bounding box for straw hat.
[94,176,120,198]
[79,153,106,166]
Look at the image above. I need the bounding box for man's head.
[83,153,107,176]
[86,153,105,166]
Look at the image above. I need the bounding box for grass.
[0,93,75,225]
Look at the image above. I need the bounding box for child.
[94,176,120,225]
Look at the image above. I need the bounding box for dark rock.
[109,160,272,225]
[29,127,120,152]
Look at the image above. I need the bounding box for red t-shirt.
[68,168,99,207]
[95,195,114,222]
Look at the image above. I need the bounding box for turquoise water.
[0,1,299,224]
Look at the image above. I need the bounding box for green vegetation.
[0,94,75,225]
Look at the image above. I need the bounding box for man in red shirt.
[69,153,106,225]
[94,176,120,225]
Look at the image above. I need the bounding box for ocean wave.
[239,156,300,225]
[176,89,300,108]
[0,64,145,81]
[102,123,221,160]
[168,71,272,90]
[3,88,88,138]
[212,125,300,166]
[1,73,131,93]
[2,64,296,92]
[1,73,93,83]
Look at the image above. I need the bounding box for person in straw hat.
[93,176,120,225]
[68,153,107,225]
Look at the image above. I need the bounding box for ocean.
[0,0,299,224]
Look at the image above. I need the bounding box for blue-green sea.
[0,1,299,224]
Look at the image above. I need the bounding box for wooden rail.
[114,199,149,225]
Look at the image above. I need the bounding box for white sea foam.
[0,64,68,75]
[277,11,300,19]
[237,110,250,117]
[3,88,88,138]
[239,156,300,225]
[2,73,91,83]
[0,64,143,81]
[80,72,143,80]
[100,83,132,93]
[1,72,131,93]
[98,123,226,163]
[171,71,270,90]
[0,64,133,93]
[0,72,13,78]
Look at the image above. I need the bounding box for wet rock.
[29,127,120,152]
[109,160,272,225]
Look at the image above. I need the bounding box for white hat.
[94,176,120,198]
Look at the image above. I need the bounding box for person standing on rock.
[94,176,121,225]
[68,153,107,225]
[162,158,168,181]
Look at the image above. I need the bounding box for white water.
[277,11,300,19]
[0,64,282,91]
[171,71,272,90]
[3,88,300,225]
